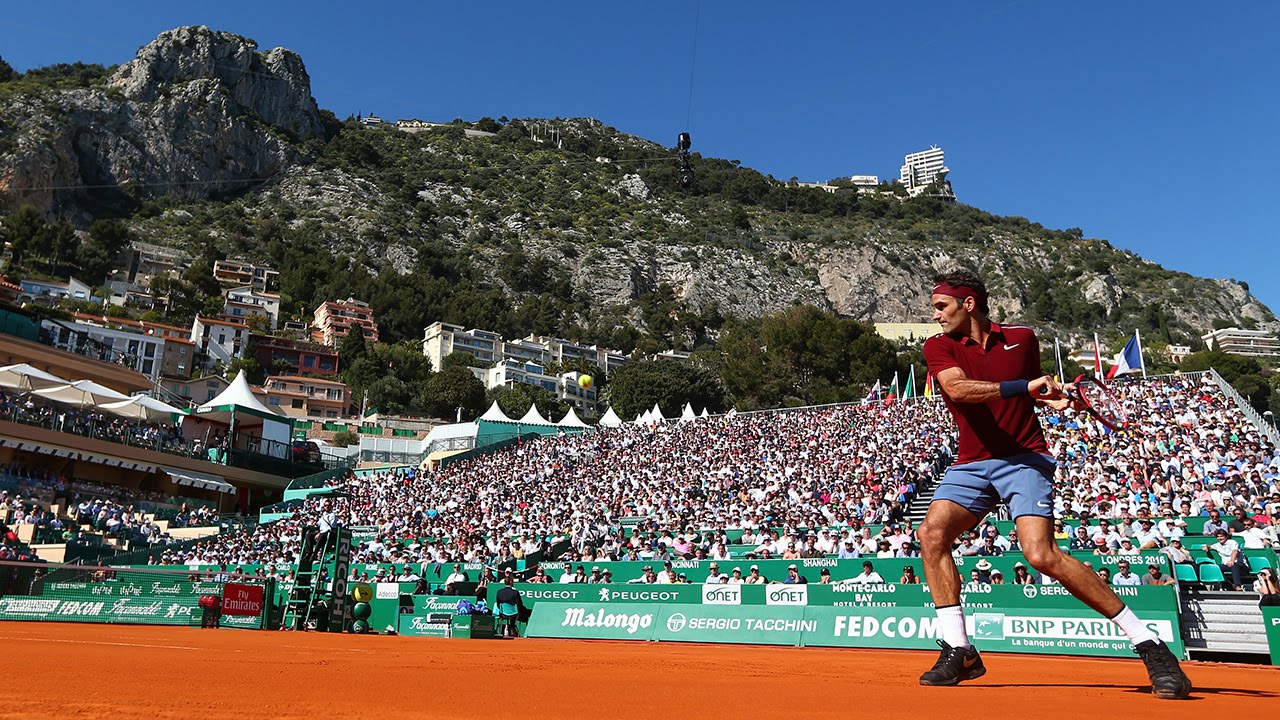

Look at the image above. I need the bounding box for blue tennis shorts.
[931,452,1056,520]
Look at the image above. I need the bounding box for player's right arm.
[933,366,1063,404]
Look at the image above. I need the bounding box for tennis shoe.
[919,640,986,686]
[1134,640,1192,699]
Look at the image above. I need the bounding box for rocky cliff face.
[0,26,322,219]
[2,29,1274,343]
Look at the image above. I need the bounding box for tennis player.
[917,269,1191,699]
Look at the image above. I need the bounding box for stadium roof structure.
[0,363,71,391]
[100,395,185,422]
[557,407,590,428]
[32,379,129,408]
[478,400,512,423]
[517,404,553,426]
[197,370,280,419]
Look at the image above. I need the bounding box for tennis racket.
[1068,373,1129,431]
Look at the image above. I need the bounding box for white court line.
[0,636,201,651]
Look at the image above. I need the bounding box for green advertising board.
[496,581,1178,615]
[532,552,1170,585]
[525,602,1186,659]
[803,605,1185,658]
[1264,606,1280,666]
[0,595,203,624]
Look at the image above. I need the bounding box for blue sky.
[3,1,1277,313]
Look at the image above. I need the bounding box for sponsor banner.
[803,606,1185,658]
[1265,607,1280,667]
[398,614,451,637]
[43,579,224,598]
[412,596,465,614]
[701,584,741,605]
[813,583,1176,612]
[523,602,1183,659]
[652,604,809,645]
[526,603,659,641]
[221,583,265,617]
[0,595,198,623]
[219,612,264,630]
[500,582,1176,614]
[375,583,400,600]
[765,584,808,606]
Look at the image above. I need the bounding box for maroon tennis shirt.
[923,322,1049,465]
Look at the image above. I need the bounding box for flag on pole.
[865,379,881,403]
[1093,333,1105,377]
[924,373,935,398]
[905,366,916,399]
[1106,332,1144,379]
[885,372,900,405]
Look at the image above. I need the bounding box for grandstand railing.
[1206,367,1280,445]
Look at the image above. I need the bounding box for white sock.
[936,604,971,648]
[1110,606,1159,646]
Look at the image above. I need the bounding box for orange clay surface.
[0,621,1275,720]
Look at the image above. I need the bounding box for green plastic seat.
[1197,564,1225,587]
[1173,564,1199,584]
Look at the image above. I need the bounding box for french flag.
[1107,334,1143,379]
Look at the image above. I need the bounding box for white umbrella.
[99,395,185,422]
[0,363,70,391]
[33,380,129,408]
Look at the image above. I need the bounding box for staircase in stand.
[1178,588,1269,657]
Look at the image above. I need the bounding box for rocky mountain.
[0,26,324,221]
[1,27,1274,353]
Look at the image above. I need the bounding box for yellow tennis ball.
[578,374,594,390]
[351,583,373,602]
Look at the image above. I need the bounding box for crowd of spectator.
[1,389,192,457]
[8,370,1279,594]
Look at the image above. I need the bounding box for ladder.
[282,525,334,630]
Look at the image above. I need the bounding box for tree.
[605,359,726,419]
[0,56,16,83]
[421,365,487,420]
[330,430,360,447]
[441,351,483,369]
[341,340,432,414]
[0,205,46,265]
[338,330,367,368]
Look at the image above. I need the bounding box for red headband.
[932,282,985,304]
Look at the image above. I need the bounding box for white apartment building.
[1201,327,1280,359]
[422,322,631,375]
[472,359,599,415]
[900,146,948,195]
[191,317,250,367]
[422,322,503,370]
[223,286,281,331]
[41,319,166,382]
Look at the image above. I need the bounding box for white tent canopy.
[99,395,185,422]
[680,402,697,421]
[650,403,665,422]
[0,364,70,391]
[598,407,623,427]
[478,400,512,422]
[517,404,553,426]
[197,370,279,416]
[557,407,590,428]
[699,407,711,418]
[33,380,129,408]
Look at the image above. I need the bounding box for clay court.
[1,622,1274,719]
